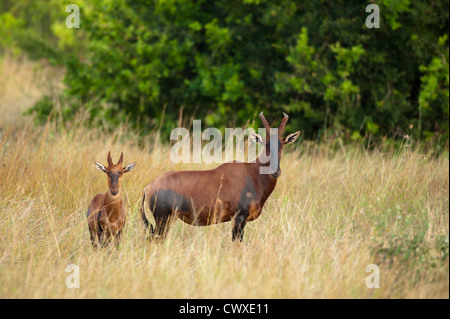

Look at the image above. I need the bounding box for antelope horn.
[259,111,271,137]
[278,112,289,138]
[117,152,124,165]
[107,151,113,167]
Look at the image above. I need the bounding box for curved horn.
[259,111,271,137]
[117,152,124,165]
[278,112,289,138]
[107,151,113,167]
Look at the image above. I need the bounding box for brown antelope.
[87,152,136,247]
[140,112,300,242]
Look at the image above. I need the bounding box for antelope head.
[251,112,300,177]
[94,152,136,196]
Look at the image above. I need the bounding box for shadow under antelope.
[140,112,300,242]
[87,152,136,248]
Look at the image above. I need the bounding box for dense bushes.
[2,0,449,142]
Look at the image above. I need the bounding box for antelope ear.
[123,162,136,173]
[283,131,300,145]
[250,132,264,144]
[94,161,107,173]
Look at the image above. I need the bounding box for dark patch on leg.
[233,176,256,241]
[232,211,249,242]
[148,189,192,240]
[154,215,172,239]
[89,225,97,248]
[237,177,257,212]
[96,213,105,246]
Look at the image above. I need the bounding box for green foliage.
[0,0,88,62]
[4,0,449,142]
[372,232,449,280]
[418,35,449,140]
[25,95,54,124]
[366,202,449,281]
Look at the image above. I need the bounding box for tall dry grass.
[0,56,448,298]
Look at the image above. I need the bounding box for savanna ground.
[0,56,448,298]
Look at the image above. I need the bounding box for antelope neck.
[105,190,121,208]
[255,155,282,179]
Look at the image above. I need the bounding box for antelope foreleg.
[232,211,249,242]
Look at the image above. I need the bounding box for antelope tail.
[140,192,154,234]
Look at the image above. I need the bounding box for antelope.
[87,152,136,247]
[140,112,300,242]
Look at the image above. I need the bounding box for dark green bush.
[5,0,449,142]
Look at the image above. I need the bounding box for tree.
[23,0,448,142]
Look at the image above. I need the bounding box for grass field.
[0,56,448,298]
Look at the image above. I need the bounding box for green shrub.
[8,0,448,142]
